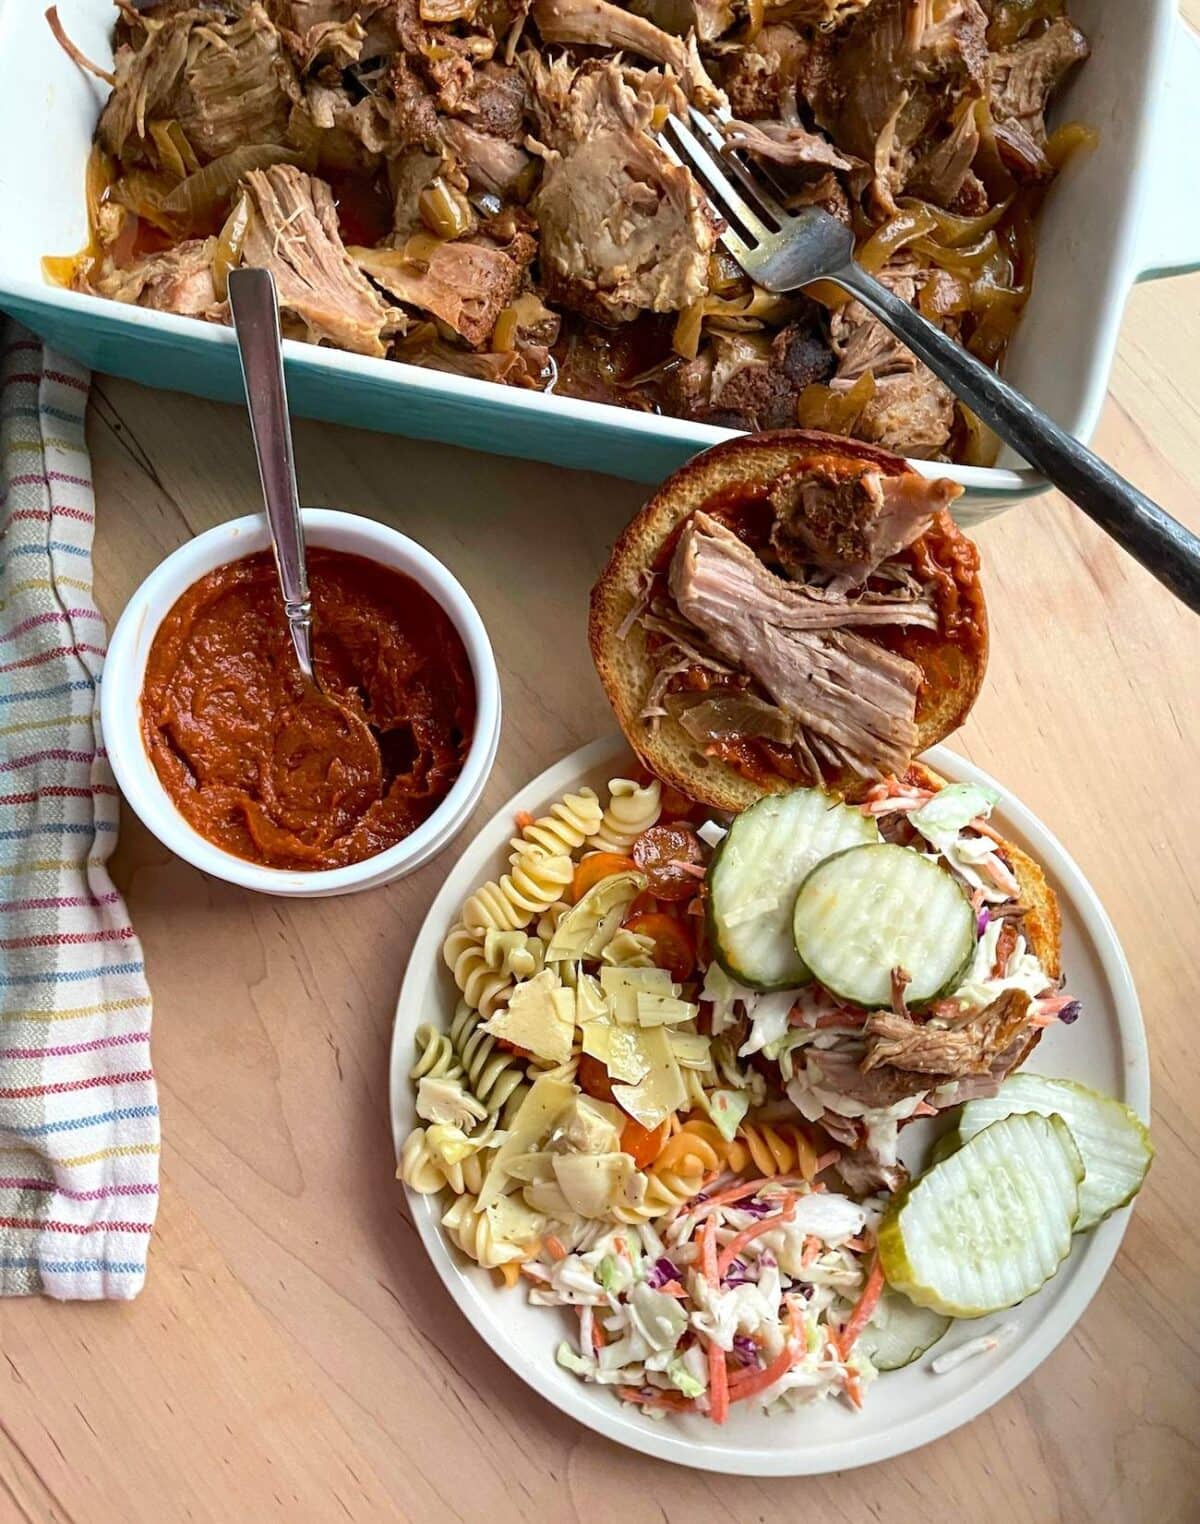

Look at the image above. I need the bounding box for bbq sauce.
[141,549,475,871]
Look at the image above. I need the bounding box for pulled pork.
[862,989,1035,1075]
[54,0,1090,461]
[666,510,939,779]
[525,57,717,322]
[242,164,396,354]
[635,453,973,787]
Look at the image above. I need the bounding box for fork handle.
[835,261,1200,614]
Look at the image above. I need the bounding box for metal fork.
[662,107,1200,615]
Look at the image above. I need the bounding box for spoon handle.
[835,261,1200,615]
[228,267,316,682]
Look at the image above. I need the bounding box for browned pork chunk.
[812,0,989,213]
[241,165,396,354]
[665,323,835,432]
[100,3,294,164]
[668,513,936,776]
[989,16,1090,180]
[525,59,717,323]
[442,122,531,196]
[862,990,1035,1077]
[723,24,821,120]
[353,232,532,348]
[769,465,961,581]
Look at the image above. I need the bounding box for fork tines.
[660,107,789,261]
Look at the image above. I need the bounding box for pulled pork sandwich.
[699,758,1071,1194]
[589,431,987,810]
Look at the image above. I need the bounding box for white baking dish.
[1,0,1197,520]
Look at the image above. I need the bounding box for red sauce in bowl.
[140,548,475,871]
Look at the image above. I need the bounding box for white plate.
[389,737,1149,1475]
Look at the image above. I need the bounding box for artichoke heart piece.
[478,1074,575,1210]
[546,872,647,961]
[600,964,679,1026]
[575,971,607,1026]
[416,1074,488,1128]
[612,1026,687,1130]
[485,1192,545,1248]
[482,969,575,1064]
[552,1094,625,1156]
[552,1152,638,1218]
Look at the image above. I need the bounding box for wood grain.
[3,298,1199,1524]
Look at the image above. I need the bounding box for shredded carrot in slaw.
[836,1252,886,1361]
[716,1197,796,1279]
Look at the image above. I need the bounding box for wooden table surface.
[3,264,1199,1519]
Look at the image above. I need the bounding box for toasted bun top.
[589,431,988,810]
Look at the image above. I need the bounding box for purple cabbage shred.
[977,906,990,936]
[1058,1000,1082,1025]
[647,1256,681,1289]
[732,1335,760,1367]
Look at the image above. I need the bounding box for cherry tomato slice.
[632,823,706,901]
[623,910,696,983]
[578,1054,616,1103]
[621,1117,670,1169]
[626,889,659,919]
[571,851,638,902]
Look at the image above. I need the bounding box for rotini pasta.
[652,1123,725,1180]
[658,1117,819,1182]
[735,1120,819,1181]
[511,788,603,861]
[397,1126,450,1194]
[441,1194,536,1269]
[482,928,544,980]
[536,900,571,940]
[449,1000,529,1120]
[610,1167,706,1223]
[410,1023,462,1084]
[461,851,573,932]
[585,778,661,855]
[442,924,511,1017]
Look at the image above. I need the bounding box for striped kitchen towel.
[0,325,159,1299]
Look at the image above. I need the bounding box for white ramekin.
[101,509,501,897]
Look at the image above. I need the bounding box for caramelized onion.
[161,147,301,229]
[672,298,704,360]
[987,0,1065,49]
[796,372,876,433]
[212,190,250,302]
[898,196,1011,249]
[1046,120,1098,171]
[418,176,474,240]
[149,120,201,182]
[110,170,181,233]
[958,404,1001,468]
[856,205,939,273]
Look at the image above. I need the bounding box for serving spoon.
[661,108,1200,615]
[227,267,382,786]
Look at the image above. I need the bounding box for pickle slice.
[878,1112,1083,1317]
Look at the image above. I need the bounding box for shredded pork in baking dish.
[47,0,1091,464]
